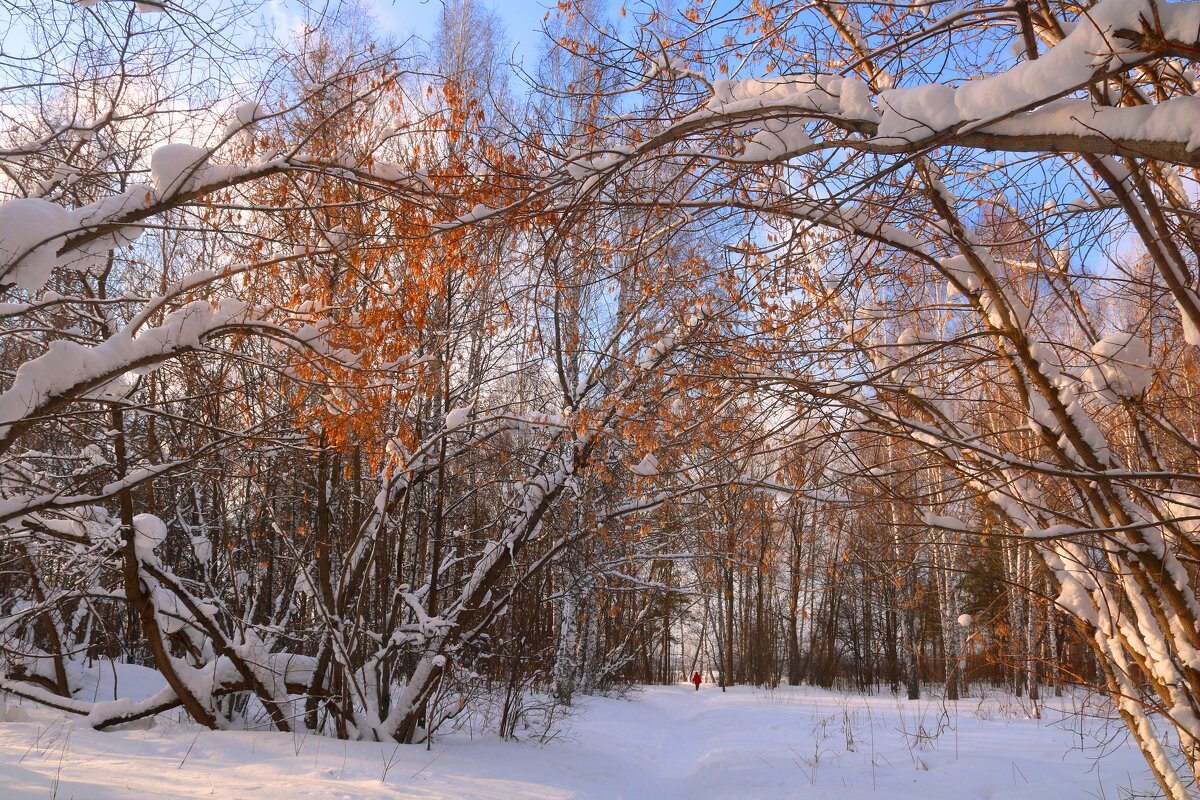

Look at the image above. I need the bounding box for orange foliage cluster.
[221,43,525,469]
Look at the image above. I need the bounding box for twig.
[412,750,443,778]
[179,728,202,768]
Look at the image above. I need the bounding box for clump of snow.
[132,513,168,559]
[445,404,472,430]
[1160,493,1200,539]
[957,613,973,627]
[631,453,659,476]
[1084,333,1152,399]
[850,304,886,341]
[940,254,978,297]
[226,102,266,137]
[294,569,316,597]
[740,117,813,161]
[150,144,240,196]
[923,513,968,531]
[0,198,73,292]
[151,144,210,194]
[233,102,264,128]
[1177,299,1200,347]
[59,186,153,274]
[151,586,189,634]
[191,535,212,563]
[708,74,878,124]
[877,82,959,138]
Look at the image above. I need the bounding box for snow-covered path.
[0,683,1153,799]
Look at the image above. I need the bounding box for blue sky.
[319,0,554,66]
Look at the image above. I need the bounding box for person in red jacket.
[692,671,701,691]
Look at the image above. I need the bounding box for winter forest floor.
[0,678,1156,799]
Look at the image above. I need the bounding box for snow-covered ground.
[0,678,1154,799]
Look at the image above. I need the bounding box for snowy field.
[0,679,1154,799]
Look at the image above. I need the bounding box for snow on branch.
[674,0,1200,166]
[0,299,251,454]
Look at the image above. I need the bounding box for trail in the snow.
[594,687,797,798]
[0,683,1153,799]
